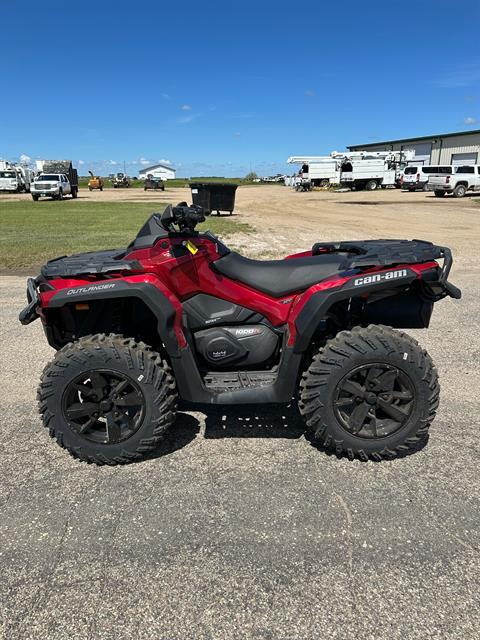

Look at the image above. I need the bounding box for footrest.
[204,370,277,391]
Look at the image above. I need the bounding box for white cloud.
[464,116,477,125]
[181,104,192,111]
[305,89,315,97]
[234,132,241,137]
[158,158,172,165]
[139,157,150,166]
[106,159,118,166]
[19,153,31,164]
[78,159,85,165]
[161,93,171,100]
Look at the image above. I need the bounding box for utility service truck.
[288,150,413,190]
[31,160,78,201]
[337,150,414,190]
[288,155,341,187]
[0,160,34,192]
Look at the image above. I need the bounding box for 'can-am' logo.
[354,269,408,286]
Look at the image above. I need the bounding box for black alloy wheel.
[62,369,145,444]
[333,363,415,439]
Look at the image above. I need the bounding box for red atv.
[20,203,461,464]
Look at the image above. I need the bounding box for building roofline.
[139,164,176,172]
[348,129,480,150]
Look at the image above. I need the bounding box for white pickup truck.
[429,165,480,197]
[31,173,74,201]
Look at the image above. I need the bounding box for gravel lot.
[1,187,479,639]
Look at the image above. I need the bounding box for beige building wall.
[349,132,480,165]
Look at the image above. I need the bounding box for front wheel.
[38,334,177,465]
[299,325,439,461]
[32,195,39,201]
[365,180,377,191]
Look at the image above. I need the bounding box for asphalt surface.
[1,268,479,640]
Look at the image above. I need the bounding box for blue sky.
[1,0,479,177]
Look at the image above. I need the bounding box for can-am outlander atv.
[20,203,461,464]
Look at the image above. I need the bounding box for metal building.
[348,129,480,166]
[138,163,176,180]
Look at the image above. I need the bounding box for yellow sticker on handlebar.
[185,240,198,255]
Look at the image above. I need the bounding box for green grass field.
[0,201,254,271]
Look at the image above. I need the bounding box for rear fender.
[290,266,421,352]
[43,275,186,355]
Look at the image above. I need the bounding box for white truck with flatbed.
[31,160,78,201]
[429,165,480,198]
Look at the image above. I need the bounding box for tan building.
[348,129,480,166]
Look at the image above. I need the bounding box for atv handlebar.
[161,203,206,232]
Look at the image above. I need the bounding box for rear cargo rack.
[312,238,445,269]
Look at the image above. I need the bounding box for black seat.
[213,252,350,297]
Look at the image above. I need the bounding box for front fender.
[44,275,186,355]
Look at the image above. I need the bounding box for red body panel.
[40,234,440,350]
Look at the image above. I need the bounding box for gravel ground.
[1,188,479,639]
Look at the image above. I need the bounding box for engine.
[194,325,279,368]
[183,294,281,369]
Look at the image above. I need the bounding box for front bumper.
[19,278,40,325]
[32,190,60,196]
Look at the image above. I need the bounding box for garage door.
[402,142,432,164]
[451,152,478,166]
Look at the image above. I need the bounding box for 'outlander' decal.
[353,269,408,287]
[66,283,117,295]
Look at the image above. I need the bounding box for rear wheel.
[32,195,39,201]
[434,190,446,197]
[57,189,63,200]
[38,334,177,465]
[453,184,467,198]
[365,180,377,191]
[299,325,439,461]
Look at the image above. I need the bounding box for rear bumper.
[19,278,40,325]
[427,246,461,299]
[402,181,427,190]
[430,184,452,192]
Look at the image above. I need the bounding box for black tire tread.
[298,325,439,461]
[37,333,177,465]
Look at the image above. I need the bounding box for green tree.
[244,171,258,182]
